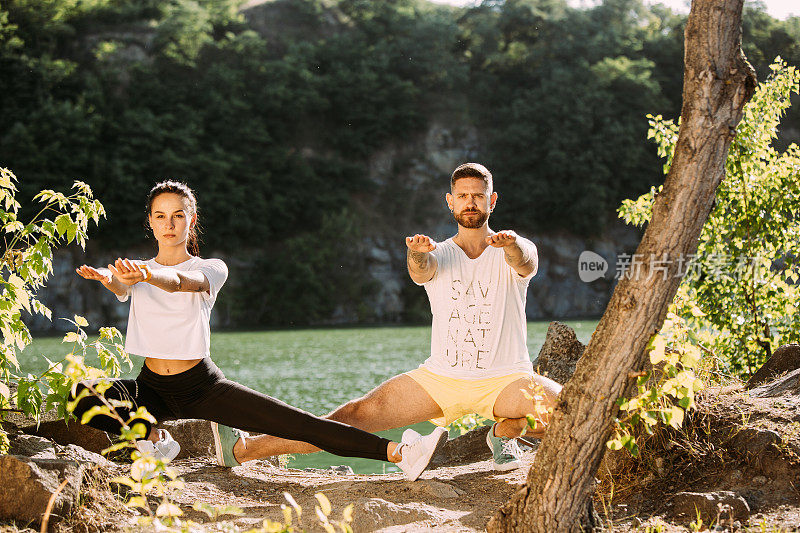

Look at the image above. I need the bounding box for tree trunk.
[488,1,757,531]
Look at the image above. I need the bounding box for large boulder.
[9,434,114,468]
[429,426,491,467]
[4,382,113,454]
[746,344,800,389]
[8,433,58,459]
[533,321,586,384]
[25,419,113,456]
[0,455,84,525]
[161,419,217,459]
[749,367,800,398]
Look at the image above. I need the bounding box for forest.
[1,0,798,326]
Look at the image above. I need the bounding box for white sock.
[393,444,405,459]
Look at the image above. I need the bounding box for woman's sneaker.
[135,429,181,462]
[396,426,448,481]
[211,422,248,467]
[486,423,523,471]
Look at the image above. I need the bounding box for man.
[219,162,562,471]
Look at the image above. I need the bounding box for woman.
[72,180,446,480]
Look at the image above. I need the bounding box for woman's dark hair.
[146,181,201,256]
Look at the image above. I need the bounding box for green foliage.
[619,58,800,376]
[0,168,104,451]
[239,209,378,327]
[0,0,798,324]
[607,296,706,457]
[461,0,671,235]
[447,413,490,436]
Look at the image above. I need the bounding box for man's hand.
[406,234,438,284]
[108,258,149,286]
[489,231,538,278]
[486,230,518,248]
[406,234,437,253]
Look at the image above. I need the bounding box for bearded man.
[227,162,562,471]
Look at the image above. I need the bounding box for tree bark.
[488,1,756,531]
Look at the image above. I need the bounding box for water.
[17,321,597,473]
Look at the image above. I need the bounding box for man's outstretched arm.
[406,234,438,284]
[486,230,538,278]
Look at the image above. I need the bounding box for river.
[19,321,597,473]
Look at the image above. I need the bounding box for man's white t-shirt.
[117,257,228,360]
[418,238,535,379]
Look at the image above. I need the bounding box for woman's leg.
[70,378,171,439]
[184,380,391,461]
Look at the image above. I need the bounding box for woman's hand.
[108,258,149,286]
[76,265,113,284]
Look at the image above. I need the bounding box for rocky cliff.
[27,120,641,333]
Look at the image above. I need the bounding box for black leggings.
[70,358,390,461]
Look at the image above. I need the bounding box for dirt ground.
[4,382,800,531]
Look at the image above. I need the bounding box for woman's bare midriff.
[145,357,203,375]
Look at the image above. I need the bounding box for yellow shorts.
[405,367,533,427]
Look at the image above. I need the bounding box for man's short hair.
[450,163,493,191]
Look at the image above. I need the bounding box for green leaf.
[81,405,109,425]
[62,332,80,344]
[649,335,666,365]
[127,496,149,510]
[3,221,23,233]
[54,214,71,237]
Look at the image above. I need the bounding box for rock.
[303,465,355,475]
[5,383,113,455]
[533,321,586,384]
[351,498,441,531]
[0,455,84,525]
[161,419,216,459]
[9,434,57,459]
[411,480,461,499]
[17,415,273,462]
[60,443,115,467]
[430,426,491,467]
[26,419,113,456]
[161,419,281,464]
[4,390,63,429]
[747,344,800,389]
[8,434,113,467]
[749,367,800,398]
[731,427,782,456]
[670,491,750,523]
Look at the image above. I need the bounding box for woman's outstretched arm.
[75,265,130,298]
[109,258,210,294]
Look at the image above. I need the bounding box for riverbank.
[4,326,800,531]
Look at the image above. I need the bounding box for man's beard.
[454,209,488,229]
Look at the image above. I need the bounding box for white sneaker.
[135,429,180,462]
[396,426,448,481]
[401,428,421,442]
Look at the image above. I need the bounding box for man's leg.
[491,373,562,440]
[236,374,444,462]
